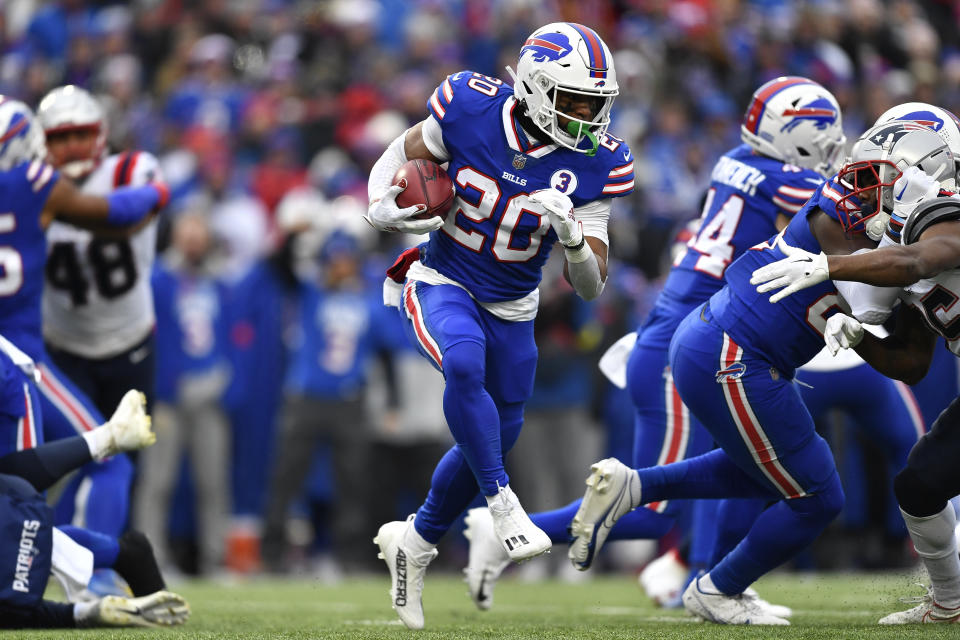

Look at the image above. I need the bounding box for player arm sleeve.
[836,278,900,324]
[575,199,611,245]
[367,131,408,204]
[565,199,611,301]
[420,115,450,162]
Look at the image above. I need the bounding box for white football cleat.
[104,390,155,456]
[89,591,190,627]
[743,586,793,619]
[487,485,551,562]
[879,591,960,624]
[639,548,688,607]
[374,516,438,630]
[682,574,789,625]
[463,507,511,611]
[569,458,640,570]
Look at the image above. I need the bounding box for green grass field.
[13,571,959,639]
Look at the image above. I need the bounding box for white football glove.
[892,165,942,219]
[530,188,583,247]
[750,235,830,303]
[824,313,864,356]
[364,183,444,234]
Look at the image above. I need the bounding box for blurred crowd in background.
[2,0,959,579]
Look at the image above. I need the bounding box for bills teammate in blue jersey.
[0,98,165,539]
[364,22,632,629]
[568,119,957,625]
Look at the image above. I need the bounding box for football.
[393,159,456,220]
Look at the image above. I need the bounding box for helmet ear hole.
[796,147,811,157]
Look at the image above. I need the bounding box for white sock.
[402,518,436,559]
[81,426,112,462]
[902,505,960,607]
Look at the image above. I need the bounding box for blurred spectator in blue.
[136,211,231,577]
[261,228,407,573]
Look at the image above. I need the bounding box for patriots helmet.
[37,85,107,179]
[834,121,955,239]
[0,98,47,171]
[874,102,960,182]
[740,76,845,176]
[510,22,618,153]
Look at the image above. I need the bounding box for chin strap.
[567,121,598,157]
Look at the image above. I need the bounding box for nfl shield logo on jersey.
[512,154,526,170]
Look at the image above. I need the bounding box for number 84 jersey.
[639,144,822,350]
[43,151,163,359]
[419,70,634,305]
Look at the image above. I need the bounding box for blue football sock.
[710,472,844,594]
[687,499,720,571]
[441,341,508,495]
[710,498,766,565]
[637,449,776,502]
[531,498,677,544]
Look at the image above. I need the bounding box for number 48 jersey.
[43,152,163,359]
[639,144,822,350]
[419,70,634,305]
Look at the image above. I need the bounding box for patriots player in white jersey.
[38,85,163,418]
[365,22,633,629]
[0,97,165,541]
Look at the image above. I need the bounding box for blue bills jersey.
[709,179,849,375]
[284,283,406,398]
[0,160,58,359]
[421,70,634,302]
[639,144,821,349]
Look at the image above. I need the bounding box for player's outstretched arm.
[826,221,960,286]
[43,175,167,229]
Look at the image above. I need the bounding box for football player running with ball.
[569,121,955,625]
[364,23,634,629]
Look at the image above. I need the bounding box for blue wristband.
[106,185,158,226]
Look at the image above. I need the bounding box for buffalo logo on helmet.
[520,32,573,63]
[780,97,838,132]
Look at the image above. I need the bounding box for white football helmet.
[37,85,107,179]
[874,102,960,182]
[740,76,845,176]
[0,98,47,171]
[835,121,955,239]
[510,22,618,153]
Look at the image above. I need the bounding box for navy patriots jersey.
[639,144,821,349]
[710,178,852,375]
[421,70,634,303]
[0,160,58,358]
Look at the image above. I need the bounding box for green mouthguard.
[567,121,598,157]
